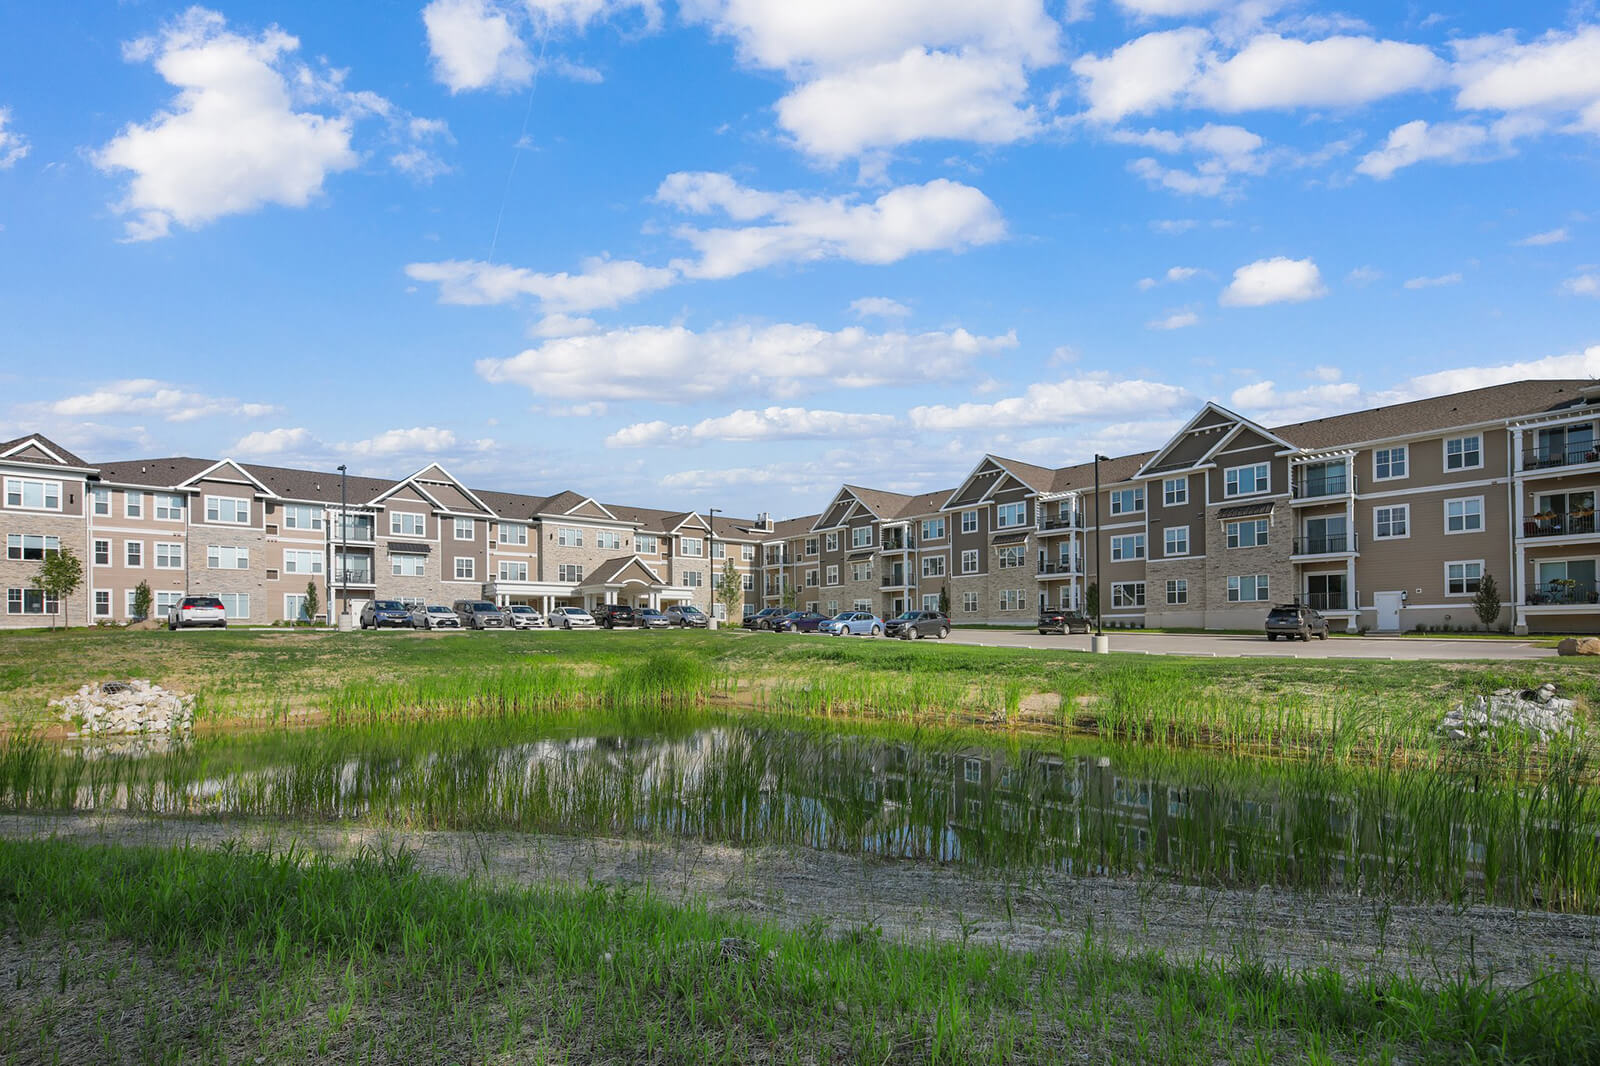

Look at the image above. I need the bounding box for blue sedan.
[820,611,883,636]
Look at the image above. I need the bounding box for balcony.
[1526,580,1599,607]
[879,534,916,552]
[1291,472,1355,501]
[333,567,375,586]
[1304,592,1349,612]
[1036,514,1084,533]
[1521,442,1599,472]
[764,554,793,566]
[1522,511,1597,539]
[1036,559,1082,578]
[1292,533,1358,557]
[333,517,376,543]
[880,571,910,589]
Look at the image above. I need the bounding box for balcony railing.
[1522,511,1597,538]
[1523,442,1600,471]
[1305,592,1349,612]
[1293,533,1358,555]
[764,554,793,566]
[333,568,375,586]
[1527,580,1599,606]
[880,535,916,551]
[1036,514,1084,532]
[1036,559,1082,576]
[334,519,376,543]
[880,573,910,588]
[1292,473,1355,499]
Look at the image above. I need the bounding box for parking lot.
[942,629,1555,660]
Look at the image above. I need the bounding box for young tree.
[780,582,799,611]
[1473,572,1502,628]
[132,580,153,622]
[1084,581,1100,623]
[715,559,743,626]
[32,546,83,630]
[303,581,321,626]
[937,584,950,615]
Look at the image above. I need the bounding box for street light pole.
[1093,454,1109,653]
[707,507,721,625]
[337,464,348,631]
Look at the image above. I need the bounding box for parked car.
[884,610,951,640]
[820,611,883,637]
[409,604,462,630]
[361,600,413,629]
[665,605,709,628]
[742,607,784,630]
[1264,603,1330,641]
[594,604,640,629]
[1037,609,1092,635]
[167,595,227,630]
[505,604,544,630]
[772,609,830,633]
[452,600,510,630]
[637,608,673,629]
[548,606,597,629]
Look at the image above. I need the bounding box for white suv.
[168,595,228,630]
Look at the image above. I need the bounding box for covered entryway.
[576,556,696,613]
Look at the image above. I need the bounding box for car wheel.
[219,621,228,630]
[938,626,949,640]
[1318,629,1328,640]
[1301,628,1311,642]
[167,619,177,631]
[1266,633,1276,641]
[871,626,881,637]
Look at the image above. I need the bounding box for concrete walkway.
[940,629,1554,660]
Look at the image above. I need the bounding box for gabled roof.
[581,555,666,587]
[473,488,551,522]
[0,434,91,469]
[889,488,955,520]
[1042,451,1158,494]
[1268,378,1595,450]
[840,484,916,520]
[388,463,497,516]
[1138,403,1292,477]
[177,457,277,496]
[540,491,623,522]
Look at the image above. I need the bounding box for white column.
[1513,428,1528,634]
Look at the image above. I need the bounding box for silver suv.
[1264,604,1330,641]
[452,600,509,630]
[168,595,227,630]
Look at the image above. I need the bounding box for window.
[499,561,528,582]
[455,557,475,580]
[153,494,185,521]
[1110,534,1145,561]
[821,531,837,552]
[285,594,311,623]
[1111,582,1145,608]
[557,527,583,547]
[206,496,249,524]
[997,545,1025,569]
[684,571,703,588]
[125,541,143,568]
[1227,575,1269,602]
[1110,487,1144,515]
[558,563,584,582]
[961,549,979,573]
[921,594,939,612]
[93,539,110,566]
[6,534,60,561]
[391,553,426,578]
[1163,527,1189,556]
[741,544,754,561]
[1166,579,1188,605]
[850,561,872,582]
[825,565,839,585]
[962,591,978,613]
[1445,497,1484,534]
[851,526,873,548]
[125,491,144,518]
[921,518,946,540]
[587,530,616,550]
[207,545,249,570]
[1224,463,1270,498]
[282,504,322,531]
[804,537,818,555]
[218,593,250,620]
[998,589,1024,611]
[1163,477,1188,506]
[454,517,474,541]
[995,502,1027,528]
[95,590,111,617]
[680,536,703,556]
[92,488,111,516]
[494,523,527,546]
[806,568,819,587]
[4,478,62,511]
[7,588,57,615]
[922,556,945,578]
[390,512,426,537]
[1446,561,1483,596]
[154,543,183,569]
[1374,505,1409,540]
[961,510,979,534]
[1445,435,1482,471]
[154,590,183,615]
[1225,519,1269,549]
[1373,446,1408,481]
[742,573,754,591]
[625,534,653,555]
[712,542,725,560]
[283,549,323,575]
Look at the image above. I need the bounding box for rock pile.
[1439,683,1578,743]
[1556,636,1600,656]
[52,680,195,737]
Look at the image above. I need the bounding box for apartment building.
[0,438,764,628]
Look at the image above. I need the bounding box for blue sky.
[1,1,1597,517]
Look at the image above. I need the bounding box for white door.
[1374,591,1402,632]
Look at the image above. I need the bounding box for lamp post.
[1092,454,1109,654]
[337,464,349,631]
[707,507,721,627]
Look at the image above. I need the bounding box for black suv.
[594,604,640,629]
[1264,603,1330,641]
[884,610,951,640]
[1038,609,1091,635]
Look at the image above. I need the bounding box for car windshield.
[1267,608,1299,620]
[427,606,452,613]
[375,601,403,610]
[469,603,496,612]
[680,607,704,615]
[510,606,534,614]
[830,613,853,621]
[895,612,918,620]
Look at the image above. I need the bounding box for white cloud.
[1114,0,1231,14]
[1309,364,1342,383]
[1219,256,1327,307]
[48,379,277,423]
[908,373,1191,430]
[1453,27,1600,115]
[423,0,533,92]
[1514,227,1569,246]
[1403,272,1462,289]
[1346,265,1383,285]
[1228,379,1363,424]
[478,322,1017,401]
[1376,345,1600,402]
[658,173,1006,279]
[850,296,911,318]
[530,312,600,337]
[406,256,678,311]
[0,108,29,169]
[1194,34,1445,111]
[606,406,898,447]
[1354,119,1490,179]
[1147,309,1200,329]
[1136,265,1202,289]
[345,426,461,457]
[233,426,313,456]
[1563,273,1600,297]
[1117,122,1272,196]
[1072,28,1210,122]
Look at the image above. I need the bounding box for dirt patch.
[4,812,1594,988]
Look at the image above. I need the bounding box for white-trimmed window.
[1446,560,1483,596]
[1110,534,1145,561]
[556,527,582,547]
[1166,579,1188,605]
[684,570,703,587]
[1111,582,1145,608]
[742,573,754,591]
[558,563,583,582]
[1163,526,1189,556]
[1373,446,1408,481]
[1373,505,1409,540]
[817,531,834,552]
[1225,519,1269,549]
[850,561,872,582]
[805,568,819,587]
[154,542,183,569]
[961,549,979,573]
[218,593,250,620]
[391,553,426,578]
[961,510,979,534]
[92,487,111,516]
[680,536,704,556]
[498,522,529,546]
[995,502,1027,529]
[6,588,57,615]
[154,590,183,614]
[1163,477,1188,507]
[454,517,474,541]
[206,496,250,524]
[153,494,185,521]
[1110,487,1144,515]
[962,591,979,613]
[852,598,873,612]
[804,537,818,555]
[94,590,111,618]
[6,534,60,561]
[1224,463,1270,497]
[283,549,323,575]
[998,589,1024,611]
[824,565,839,585]
[922,593,940,612]
[596,530,622,550]
[207,545,249,570]
[997,545,1025,569]
[285,593,311,623]
[1445,497,1484,534]
[850,526,873,548]
[455,557,474,580]
[390,511,426,537]
[282,504,322,531]
[921,518,946,540]
[712,541,726,560]
[922,556,945,578]
[93,539,110,566]
[125,540,143,568]
[125,491,145,518]
[1227,575,1269,602]
[498,561,528,582]
[631,534,656,554]
[741,544,754,561]
[1445,435,1482,471]
[4,477,62,511]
